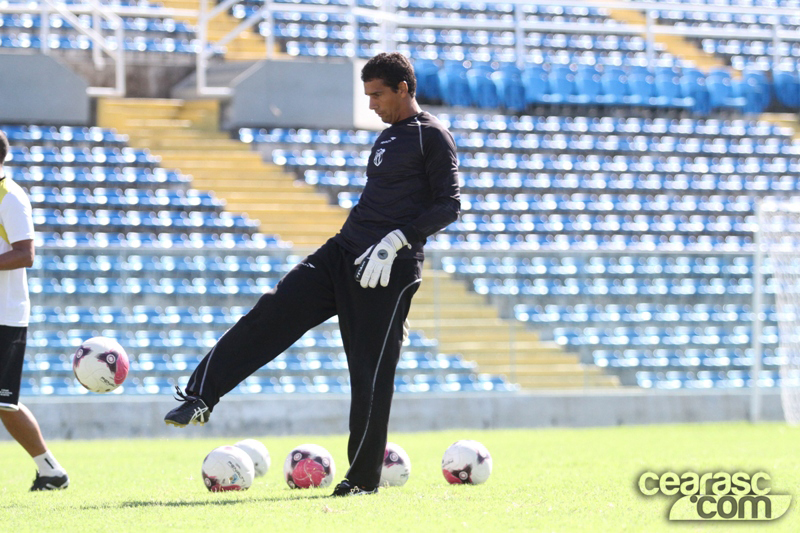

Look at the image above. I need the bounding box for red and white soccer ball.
[283,444,335,489]
[72,336,130,393]
[202,445,255,492]
[441,440,492,485]
[380,442,411,487]
[235,439,271,478]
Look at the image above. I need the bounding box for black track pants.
[186,238,422,488]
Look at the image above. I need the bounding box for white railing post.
[514,3,525,68]
[349,0,358,58]
[92,8,104,69]
[115,12,125,97]
[645,8,656,69]
[772,21,781,70]
[39,2,50,55]
[751,198,765,423]
[197,0,208,95]
[265,1,274,59]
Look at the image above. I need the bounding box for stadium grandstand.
[1,0,800,437]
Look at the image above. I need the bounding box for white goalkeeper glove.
[354,229,410,288]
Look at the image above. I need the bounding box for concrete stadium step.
[192,182,313,194]
[470,353,580,365]
[407,318,535,334]
[241,211,347,224]
[414,286,492,306]
[513,374,621,388]
[155,159,268,171]
[257,221,344,234]
[436,330,541,343]
[440,340,560,353]
[221,192,331,205]
[155,150,265,163]
[188,172,297,183]
[476,363,606,376]
[118,118,195,129]
[129,138,246,151]
[124,130,231,141]
[409,306,499,321]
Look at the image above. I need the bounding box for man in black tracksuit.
[165,52,460,496]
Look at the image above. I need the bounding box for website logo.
[638,471,791,521]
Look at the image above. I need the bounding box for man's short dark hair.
[361,52,417,97]
[0,130,8,166]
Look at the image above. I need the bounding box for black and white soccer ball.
[72,336,129,393]
[201,445,255,492]
[441,440,492,485]
[283,444,335,489]
[380,442,411,487]
[235,439,271,478]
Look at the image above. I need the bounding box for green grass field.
[1,423,798,532]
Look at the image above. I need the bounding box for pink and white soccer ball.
[441,440,492,485]
[72,336,130,393]
[283,444,335,489]
[380,442,411,487]
[235,439,271,478]
[201,445,255,492]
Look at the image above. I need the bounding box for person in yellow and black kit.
[165,52,460,496]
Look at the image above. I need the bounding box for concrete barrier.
[0,52,89,125]
[1,388,784,441]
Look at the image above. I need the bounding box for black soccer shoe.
[331,480,379,497]
[164,386,210,427]
[30,471,69,491]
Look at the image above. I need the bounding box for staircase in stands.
[159,0,276,61]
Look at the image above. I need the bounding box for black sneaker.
[30,471,69,491]
[331,480,379,497]
[164,386,210,427]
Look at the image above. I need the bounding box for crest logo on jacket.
[374,148,386,166]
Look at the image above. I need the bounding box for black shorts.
[0,325,26,411]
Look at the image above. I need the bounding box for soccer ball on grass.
[202,445,255,492]
[283,444,335,489]
[380,442,411,487]
[441,440,492,485]
[235,439,271,478]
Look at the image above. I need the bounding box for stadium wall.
[0,53,90,125]
[2,390,784,441]
[219,59,384,131]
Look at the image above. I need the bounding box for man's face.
[364,78,405,124]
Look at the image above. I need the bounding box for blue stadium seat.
[414,59,442,102]
[653,67,694,108]
[494,65,527,111]
[625,69,656,106]
[438,62,472,107]
[598,67,626,105]
[573,64,602,104]
[706,69,747,111]
[545,65,575,104]
[522,64,548,104]
[773,68,800,109]
[680,69,712,114]
[467,65,500,108]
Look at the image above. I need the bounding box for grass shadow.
[115,493,331,509]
